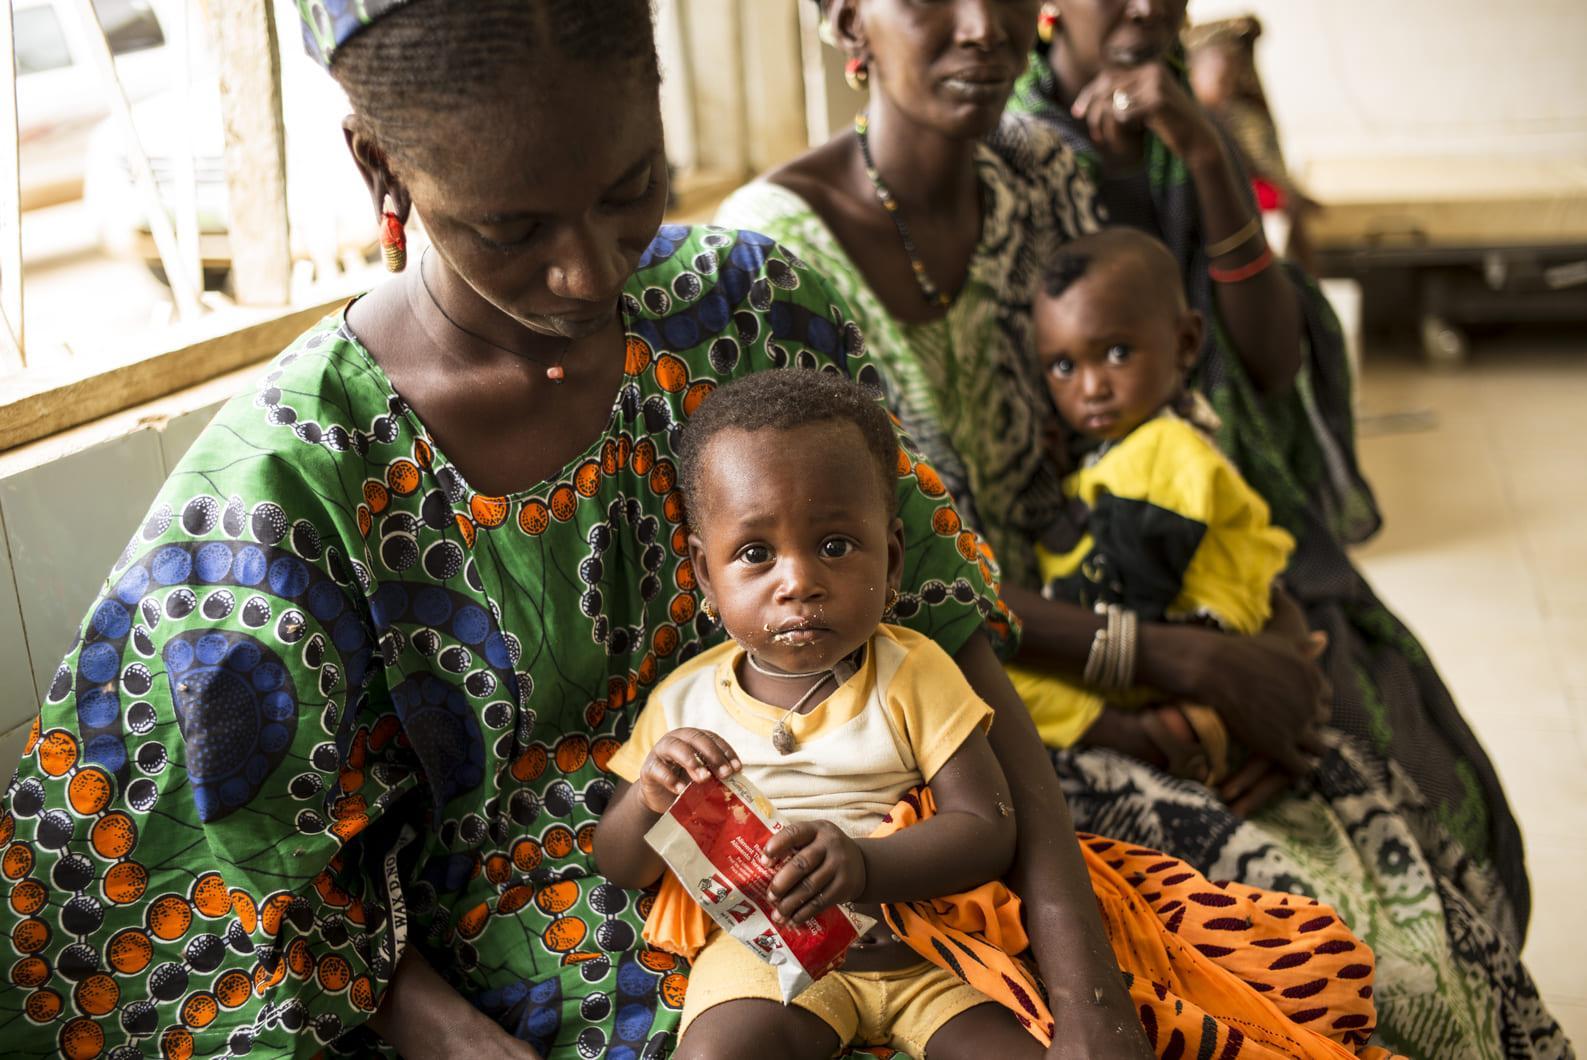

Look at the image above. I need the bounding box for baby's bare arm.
[762,726,1017,924]
[856,726,1018,902]
[592,729,742,889]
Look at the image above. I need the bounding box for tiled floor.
[1353,331,1587,1045]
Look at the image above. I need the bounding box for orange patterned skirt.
[651,787,1401,1058]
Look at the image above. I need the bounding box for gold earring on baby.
[701,599,718,624]
[883,586,900,621]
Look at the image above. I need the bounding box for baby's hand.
[762,821,866,925]
[637,729,741,815]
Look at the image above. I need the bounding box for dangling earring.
[844,56,869,92]
[883,587,900,621]
[1037,4,1059,44]
[380,195,406,273]
[701,599,718,624]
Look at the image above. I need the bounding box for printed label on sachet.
[645,772,873,1001]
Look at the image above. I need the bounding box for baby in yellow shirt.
[1005,228,1299,777]
[592,370,1045,1059]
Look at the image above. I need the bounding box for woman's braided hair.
[330,0,659,164]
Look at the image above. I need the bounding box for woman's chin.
[520,306,617,342]
[929,98,1008,141]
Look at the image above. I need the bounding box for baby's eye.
[738,545,772,565]
[820,539,853,559]
[1106,344,1131,365]
[1049,357,1075,379]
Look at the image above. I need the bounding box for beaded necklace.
[854,112,954,310]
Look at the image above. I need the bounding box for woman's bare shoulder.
[758,135,859,223]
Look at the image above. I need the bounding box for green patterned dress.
[0,226,1013,1058]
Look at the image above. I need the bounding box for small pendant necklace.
[744,648,863,755]
[417,246,569,383]
[854,112,953,309]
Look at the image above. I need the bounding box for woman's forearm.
[1005,584,1219,711]
[369,950,542,1058]
[1186,139,1303,396]
[953,632,1150,1056]
[1002,584,1103,672]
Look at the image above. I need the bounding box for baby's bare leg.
[922,1003,1046,1060]
[676,998,841,1060]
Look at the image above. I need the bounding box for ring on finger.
[1112,87,1133,115]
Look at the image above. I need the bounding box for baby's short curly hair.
[678,369,900,521]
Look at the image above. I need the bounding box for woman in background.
[1011,0,1532,949]
[1184,15,1320,272]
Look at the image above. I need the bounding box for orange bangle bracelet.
[1208,246,1275,284]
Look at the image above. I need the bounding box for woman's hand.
[1082,706,1207,781]
[1140,622,1324,776]
[1138,706,1217,784]
[762,821,867,925]
[953,633,1153,1057]
[1071,63,1223,170]
[636,728,741,814]
[369,950,545,1059]
[1217,756,1293,818]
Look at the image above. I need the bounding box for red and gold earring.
[1037,4,1059,44]
[380,195,406,273]
[844,56,869,92]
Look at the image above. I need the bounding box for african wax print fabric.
[1057,737,1570,1060]
[295,0,416,68]
[0,225,1014,1059]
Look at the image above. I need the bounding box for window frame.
[0,0,818,454]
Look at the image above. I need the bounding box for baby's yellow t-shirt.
[608,624,992,837]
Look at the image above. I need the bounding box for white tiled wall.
[1188,1,1587,166]
[0,402,226,775]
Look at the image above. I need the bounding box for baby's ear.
[887,515,906,587]
[686,531,714,601]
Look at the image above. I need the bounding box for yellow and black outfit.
[1007,411,1295,747]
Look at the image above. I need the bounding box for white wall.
[1189,1,1587,168]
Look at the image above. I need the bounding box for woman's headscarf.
[296,0,420,68]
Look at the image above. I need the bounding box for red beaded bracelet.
[1208,246,1275,284]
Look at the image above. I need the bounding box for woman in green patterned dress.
[0,1,1150,1056]
[718,2,1567,1056]
[1009,0,1532,959]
